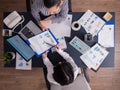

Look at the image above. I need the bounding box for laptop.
[19,20,42,40]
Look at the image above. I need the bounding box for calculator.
[69,36,90,54]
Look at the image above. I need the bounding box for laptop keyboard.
[21,27,35,38]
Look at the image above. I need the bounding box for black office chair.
[26,0,72,12]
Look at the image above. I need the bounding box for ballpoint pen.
[44,41,56,47]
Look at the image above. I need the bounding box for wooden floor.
[0,0,120,90]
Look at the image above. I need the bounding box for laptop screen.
[7,35,35,61]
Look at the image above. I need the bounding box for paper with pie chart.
[16,53,32,70]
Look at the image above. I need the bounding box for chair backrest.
[26,0,72,12]
[26,0,33,12]
[68,0,72,12]
[50,74,91,90]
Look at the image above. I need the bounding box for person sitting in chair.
[31,0,68,30]
[42,45,79,86]
[42,45,91,90]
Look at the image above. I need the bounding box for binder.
[27,30,59,57]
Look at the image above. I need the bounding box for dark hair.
[53,62,74,85]
[43,0,61,8]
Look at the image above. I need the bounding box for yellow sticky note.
[103,12,112,21]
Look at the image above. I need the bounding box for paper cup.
[71,21,81,31]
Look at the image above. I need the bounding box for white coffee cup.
[71,21,81,31]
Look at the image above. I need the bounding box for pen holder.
[84,33,93,42]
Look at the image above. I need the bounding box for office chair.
[43,67,91,90]
[26,0,72,12]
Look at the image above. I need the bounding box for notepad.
[98,22,114,47]
[27,30,58,57]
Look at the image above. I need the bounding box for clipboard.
[27,30,59,57]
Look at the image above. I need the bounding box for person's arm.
[42,55,60,85]
[31,0,41,22]
[57,49,79,79]
[51,0,68,23]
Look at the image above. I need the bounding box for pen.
[44,41,55,47]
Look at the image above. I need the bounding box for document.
[27,30,58,56]
[78,10,105,36]
[69,36,90,54]
[80,43,109,71]
[98,23,114,47]
[58,37,67,50]
[45,14,72,38]
[16,53,32,70]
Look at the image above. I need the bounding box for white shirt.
[42,49,80,86]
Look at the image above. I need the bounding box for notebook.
[7,35,35,61]
[18,20,42,40]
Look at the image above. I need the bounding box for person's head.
[53,62,74,86]
[43,0,62,14]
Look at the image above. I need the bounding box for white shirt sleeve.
[42,57,60,85]
[57,49,80,80]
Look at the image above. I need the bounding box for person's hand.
[38,20,52,30]
[42,51,49,59]
[55,45,61,51]
[59,0,63,6]
[38,21,47,30]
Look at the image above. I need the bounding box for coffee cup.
[71,21,81,31]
